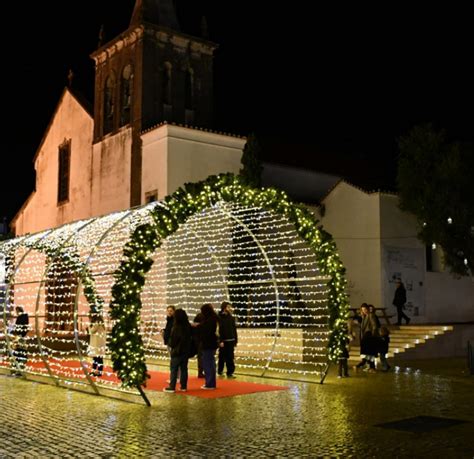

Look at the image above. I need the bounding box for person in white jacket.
[88,313,107,377]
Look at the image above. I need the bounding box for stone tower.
[91,0,217,205]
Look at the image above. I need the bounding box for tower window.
[57,139,71,204]
[162,63,172,106]
[120,64,133,126]
[185,68,194,110]
[103,74,116,134]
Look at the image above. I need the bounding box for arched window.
[103,74,116,134]
[57,139,71,204]
[185,68,194,110]
[162,62,172,106]
[120,64,134,126]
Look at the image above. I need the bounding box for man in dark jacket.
[217,301,238,378]
[393,280,410,325]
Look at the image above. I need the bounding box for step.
[391,328,448,335]
[348,324,454,361]
[396,325,453,331]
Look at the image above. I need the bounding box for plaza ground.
[0,358,472,458]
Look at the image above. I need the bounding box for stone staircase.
[349,325,454,362]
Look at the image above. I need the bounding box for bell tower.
[91,0,218,206]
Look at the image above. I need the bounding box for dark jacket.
[169,322,192,357]
[379,335,390,354]
[13,313,29,337]
[198,316,219,350]
[218,312,238,344]
[163,315,173,345]
[393,285,407,308]
[339,336,350,359]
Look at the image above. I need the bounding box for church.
[12,0,245,236]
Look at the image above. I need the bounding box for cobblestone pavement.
[0,359,473,458]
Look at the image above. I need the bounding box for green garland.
[109,173,349,388]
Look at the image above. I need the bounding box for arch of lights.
[0,175,347,404]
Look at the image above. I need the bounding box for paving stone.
[0,359,472,457]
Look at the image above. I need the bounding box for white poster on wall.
[382,246,425,317]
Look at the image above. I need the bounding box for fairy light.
[1,174,349,395]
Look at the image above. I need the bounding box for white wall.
[14,90,94,235]
[322,186,474,324]
[424,273,474,322]
[141,124,245,201]
[379,193,474,323]
[320,181,382,308]
[141,126,169,201]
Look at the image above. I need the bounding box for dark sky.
[3,1,473,223]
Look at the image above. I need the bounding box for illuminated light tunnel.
[0,175,347,404]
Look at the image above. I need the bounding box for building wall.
[320,181,383,308]
[379,193,474,323]
[14,91,94,235]
[321,184,474,323]
[424,272,474,322]
[141,124,245,200]
[91,127,133,217]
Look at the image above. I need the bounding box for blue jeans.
[202,348,216,388]
[169,355,189,390]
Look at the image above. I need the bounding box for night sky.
[3,1,473,224]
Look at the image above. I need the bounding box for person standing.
[354,303,378,372]
[218,301,238,378]
[195,304,219,390]
[393,280,410,325]
[163,308,192,393]
[13,306,29,337]
[337,324,350,378]
[88,313,107,377]
[11,306,29,374]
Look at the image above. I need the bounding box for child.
[88,313,107,377]
[337,327,350,378]
[378,326,391,372]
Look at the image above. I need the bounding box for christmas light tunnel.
[0,174,348,404]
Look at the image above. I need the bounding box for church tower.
[91,0,217,205]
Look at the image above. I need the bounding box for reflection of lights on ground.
[393,366,423,375]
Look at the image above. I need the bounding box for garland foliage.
[109,174,349,388]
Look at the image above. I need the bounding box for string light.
[1,173,349,395]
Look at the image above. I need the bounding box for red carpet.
[145,372,288,399]
[4,360,288,399]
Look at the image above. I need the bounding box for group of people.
[338,279,411,377]
[351,303,391,373]
[161,301,238,392]
[10,283,407,383]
